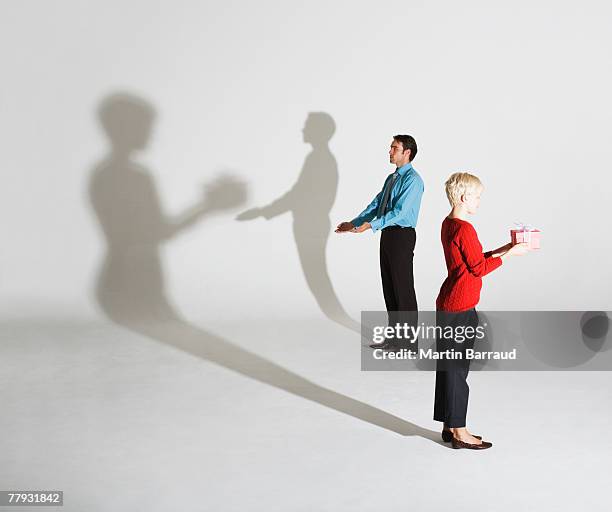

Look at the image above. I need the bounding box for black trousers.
[433,308,479,428]
[379,227,418,347]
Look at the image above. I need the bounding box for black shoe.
[369,338,402,349]
[442,430,481,443]
[451,437,492,450]
[369,341,392,349]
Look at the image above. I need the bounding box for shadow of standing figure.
[90,94,245,323]
[237,113,359,332]
[89,93,435,439]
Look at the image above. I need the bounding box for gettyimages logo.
[371,322,487,344]
[361,311,612,371]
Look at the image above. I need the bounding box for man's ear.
[404,149,411,160]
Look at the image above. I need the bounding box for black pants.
[433,308,479,428]
[379,227,418,347]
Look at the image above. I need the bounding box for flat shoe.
[441,430,481,443]
[451,437,492,450]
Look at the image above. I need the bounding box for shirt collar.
[396,162,413,176]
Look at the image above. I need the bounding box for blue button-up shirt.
[351,163,424,232]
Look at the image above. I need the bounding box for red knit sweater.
[436,217,503,312]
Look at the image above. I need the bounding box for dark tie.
[377,171,399,218]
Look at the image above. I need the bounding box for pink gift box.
[511,227,541,250]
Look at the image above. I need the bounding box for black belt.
[382,225,415,231]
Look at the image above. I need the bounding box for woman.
[434,172,529,449]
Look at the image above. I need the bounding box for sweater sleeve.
[457,224,502,277]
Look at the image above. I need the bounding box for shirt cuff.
[370,218,383,232]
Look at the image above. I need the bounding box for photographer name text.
[372,348,518,360]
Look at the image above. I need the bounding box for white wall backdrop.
[1,0,611,323]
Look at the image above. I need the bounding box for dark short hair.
[393,135,417,161]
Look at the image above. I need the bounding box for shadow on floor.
[88,92,439,441]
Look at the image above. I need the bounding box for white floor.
[2,316,611,511]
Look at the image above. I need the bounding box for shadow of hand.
[236,207,262,221]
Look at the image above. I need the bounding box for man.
[335,135,424,349]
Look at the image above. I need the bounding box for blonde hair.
[445,172,483,206]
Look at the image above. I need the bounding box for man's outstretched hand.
[335,221,371,233]
[335,221,355,233]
